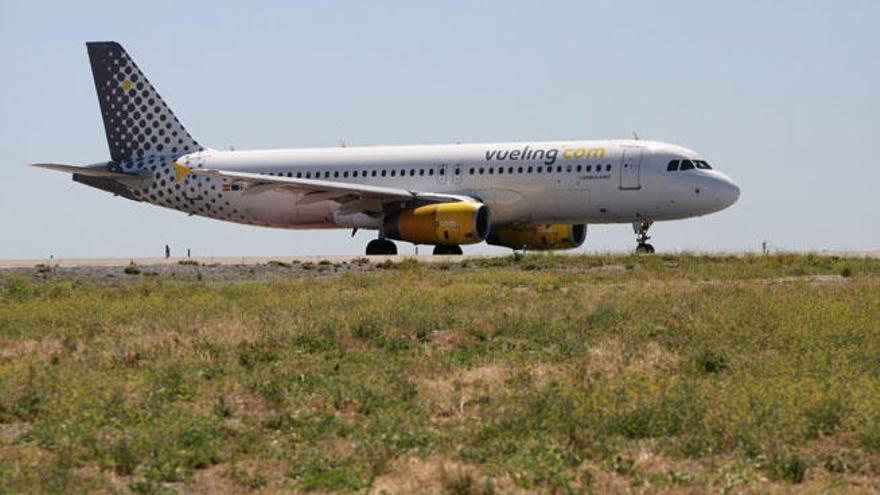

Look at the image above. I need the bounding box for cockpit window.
[667,160,679,171]
[679,160,695,171]
[695,160,713,170]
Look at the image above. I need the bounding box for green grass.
[0,253,878,493]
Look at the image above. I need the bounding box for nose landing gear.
[633,218,655,254]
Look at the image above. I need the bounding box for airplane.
[34,42,740,256]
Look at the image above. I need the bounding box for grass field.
[1,253,879,494]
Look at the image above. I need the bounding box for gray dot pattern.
[87,42,201,163]
[86,42,251,225]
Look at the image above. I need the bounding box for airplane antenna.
[229,144,235,151]
[339,139,347,148]
[632,131,640,140]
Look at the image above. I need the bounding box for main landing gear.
[633,218,655,254]
[366,238,397,255]
[364,239,463,256]
[432,245,463,255]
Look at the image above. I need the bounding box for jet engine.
[487,224,586,250]
[383,202,489,245]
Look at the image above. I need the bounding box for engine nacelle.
[383,202,489,246]
[487,224,586,250]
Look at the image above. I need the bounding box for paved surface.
[1,250,877,269]
[0,255,474,269]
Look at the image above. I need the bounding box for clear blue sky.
[1,1,878,258]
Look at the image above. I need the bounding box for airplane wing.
[188,168,478,214]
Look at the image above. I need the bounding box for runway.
[0,255,476,269]
[0,250,877,269]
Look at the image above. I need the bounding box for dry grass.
[0,253,878,493]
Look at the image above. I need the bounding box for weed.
[441,466,495,495]
[213,394,233,419]
[112,437,139,475]
[695,349,727,374]
[1,276,35,301]
[768,452,807,484]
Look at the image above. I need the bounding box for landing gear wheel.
[433,245,463,255]
[636,243,655,254]
[366,239,397,255]
[632,218,655,254]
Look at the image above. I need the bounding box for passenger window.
[518,167,523,173]
[680,160,695,170]
[439,168,445,175]
[498,167,503,175]
[324,171,330,178]
[429,169,434,175]
[469,168,474,175]
[343,171,348,178]
[527,166,533,173]
[537,166,542,173]
[372,170,378,177]
[479,168,484,174]
[381,170,386,177]
[606,164,611,172]
[391,170,396,177]
[667,160,679,171]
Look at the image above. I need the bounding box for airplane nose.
[715,177,740,209]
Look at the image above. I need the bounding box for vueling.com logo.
[485,145,606,165]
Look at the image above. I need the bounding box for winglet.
[172,161,190,182]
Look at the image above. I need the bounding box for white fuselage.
[149,139,739,230]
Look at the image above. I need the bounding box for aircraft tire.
[636,243,655,254]
[366,239,397,255]
[433,245,463,255]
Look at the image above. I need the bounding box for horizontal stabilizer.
[32,163,146,180]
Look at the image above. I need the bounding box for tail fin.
[86,41,202,162]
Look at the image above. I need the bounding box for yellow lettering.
[585,147,606,159]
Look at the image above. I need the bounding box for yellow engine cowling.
[383,202,489,245]
[487,224,586,250]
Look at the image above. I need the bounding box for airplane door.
[619,148,642,190]
[192,150,213,197]
[437,164,448,185]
